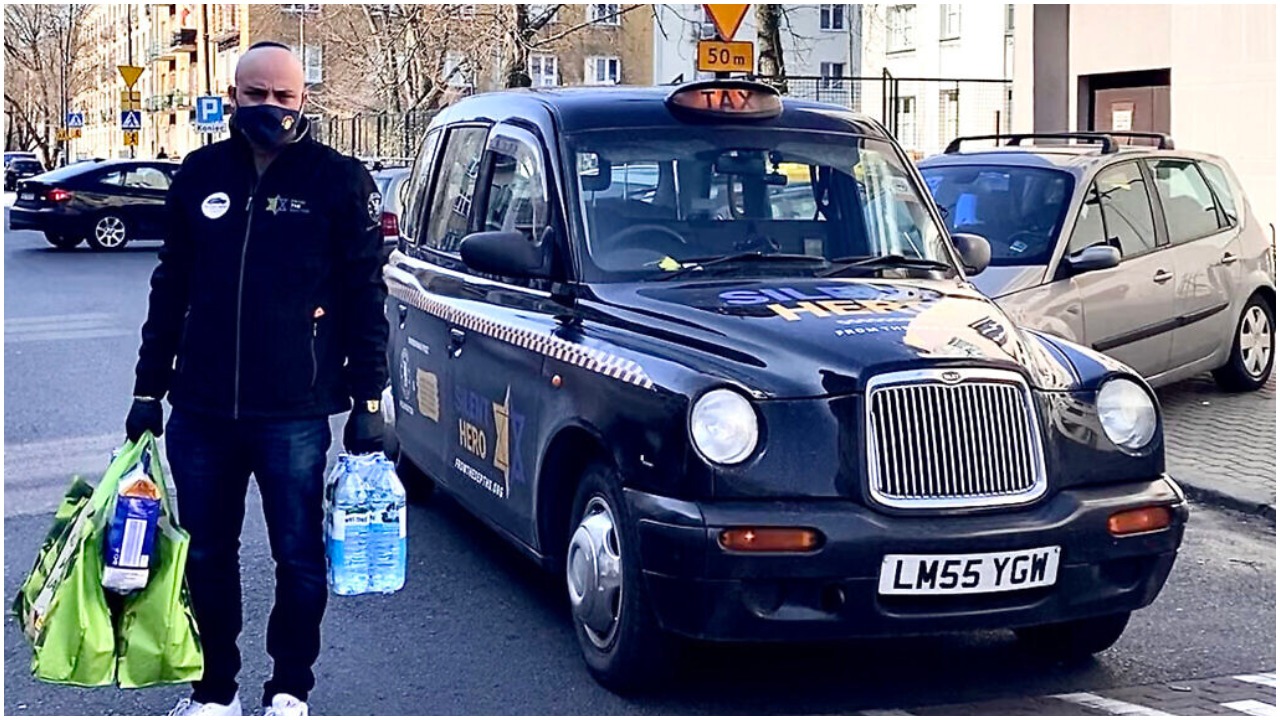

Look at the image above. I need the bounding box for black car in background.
[5,158,45,191]
[9,159,179,250]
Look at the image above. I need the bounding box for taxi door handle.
[397,304,408,329]
[1220,252,1238,266]
[448,328,466,358]
[1152,269,1174,284]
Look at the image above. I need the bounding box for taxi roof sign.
[666,80,782,121]
[704,4,751,41]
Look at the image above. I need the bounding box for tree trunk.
[503,5,533,88]
[755,4,788,94]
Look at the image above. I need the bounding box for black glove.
[126,398,164,442]
[344,403,385,455]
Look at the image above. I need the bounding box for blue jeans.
[166,408,330,706]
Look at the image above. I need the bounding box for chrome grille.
[866,369,1046,509]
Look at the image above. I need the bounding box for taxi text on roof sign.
[703,4,750,41]
[666,80,782,121]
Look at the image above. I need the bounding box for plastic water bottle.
[328,459,372,595]
[366,454,407,594]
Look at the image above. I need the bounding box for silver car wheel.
[94,216,126,248]
[566,495,623,650]
[1240,305,1272,378]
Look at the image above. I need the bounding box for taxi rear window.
[565,127,950,282]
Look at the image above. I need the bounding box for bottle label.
[399,506,407,538]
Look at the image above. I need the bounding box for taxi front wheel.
[566,462,674,692]
[1014,611,1130,660]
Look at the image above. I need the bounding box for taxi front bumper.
[626,476,1187,642]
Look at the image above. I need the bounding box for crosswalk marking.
[1053,692,1173,716]
[1223,700,1277,716]
[1234,673,1278,689]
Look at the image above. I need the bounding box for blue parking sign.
[196,96,224,125]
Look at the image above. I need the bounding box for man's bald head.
[231,43,306,111]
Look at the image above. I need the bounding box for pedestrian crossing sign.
[120,110,143,130]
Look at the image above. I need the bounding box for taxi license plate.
[878,546,1061,596]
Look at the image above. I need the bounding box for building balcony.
[170,91,192,109]
[149,42,175,63]
[169,28,197,52]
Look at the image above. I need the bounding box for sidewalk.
[1157,373,1277,520]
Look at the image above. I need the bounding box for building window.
[820,4,846,31]
[281,3,319,14]
[527,4,558,24]
[820,62,845,89]
[1005,4,1015,36]
[939,88,960,145]
[588,3,621,26]
[940,4,961,40]
[529,54,559,87]
[289,44,323,84]
[894,96,917,147]
[444,51,473,88]
[584,56,621,85]
[887,5,916,53]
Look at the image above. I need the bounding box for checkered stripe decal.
[388,277,655,390]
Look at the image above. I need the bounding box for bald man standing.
[128,42,388,717]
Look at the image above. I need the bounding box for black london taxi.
[381,80,1188,691]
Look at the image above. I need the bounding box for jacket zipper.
[310,320,319,390]
[233,180,259,419]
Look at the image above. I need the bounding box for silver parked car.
[920,133,1276,391]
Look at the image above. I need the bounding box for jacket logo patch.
[201,192,230,219]
[368,192,382,222]
[265,195,309,216]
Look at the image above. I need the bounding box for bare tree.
[4,4,91,166]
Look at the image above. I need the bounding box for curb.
[1179,480,1276,523]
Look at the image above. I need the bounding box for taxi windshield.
[565,128,954,282]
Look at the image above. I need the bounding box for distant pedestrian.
[157,147,169,159]
[127,41,387,717]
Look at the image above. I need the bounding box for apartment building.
[652,4,861,87]
[1012,4,1276,232]
[73,3,245,160]
[859,3,1014,157]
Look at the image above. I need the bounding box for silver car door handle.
[1220,252,1238,266]
[1152,269,1174,284]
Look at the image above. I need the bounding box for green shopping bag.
[14,441,142,686]
[116,434,203,688]
[13,432,204,687]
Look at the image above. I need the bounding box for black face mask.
[233,104,301,151]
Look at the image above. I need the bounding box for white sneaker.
[263,694,308,716]
[168,694,243,716]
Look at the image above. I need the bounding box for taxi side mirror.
[951,232,991,275]
[1066,244,1121,275]
[459,230,553,280]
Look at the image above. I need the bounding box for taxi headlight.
[1096,377,1157,452]
[690,389,759,465]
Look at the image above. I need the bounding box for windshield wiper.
[655,252,826,281]
[818,254,955,278]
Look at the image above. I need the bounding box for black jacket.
[134,121,388,419]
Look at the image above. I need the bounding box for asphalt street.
[3,199,1275,715]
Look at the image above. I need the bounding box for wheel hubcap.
[95,216,125,247]
[566,496,623,649]
[1240,306,1273,378]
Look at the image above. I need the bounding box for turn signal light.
[719,527,823,553]
[1108,506,1172,536]
[47,188,73,203]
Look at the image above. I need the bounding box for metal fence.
[311,107,438,162]
[314,71,1011,163]
[754,71,1013,160]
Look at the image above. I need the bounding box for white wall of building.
[859,3,1013,157]
[1013,4,1276,235]
[653,4,860,86]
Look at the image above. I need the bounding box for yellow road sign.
[123,130,139,147]
[697,40,754,74]
[119,90,142,110]
[118,65,144,88]
[703,4,750,41]
[71,128,82,139]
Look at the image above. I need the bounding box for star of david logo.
[265,196,284,215]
